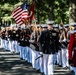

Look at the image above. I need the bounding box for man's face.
[71,26,75,30]
[64,27,69,31]
[54,28,59,32]
[48,24,53,30]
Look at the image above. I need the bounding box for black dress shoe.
[20,58,23,60]
[36,69,40,72]
[70,70,75,73]
[41,72,44,75]
[58,65,62,67]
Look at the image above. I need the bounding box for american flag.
[12,1,28,26]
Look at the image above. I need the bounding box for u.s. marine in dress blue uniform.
[39,20,59,75]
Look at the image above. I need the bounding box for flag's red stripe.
[12,4,28,25]
[13,9,22,17]
[13,7,21,13]
[12,7,24,25]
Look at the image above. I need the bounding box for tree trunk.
[49,6,54,20]
[47,0,54,20]
[69,0,76,23]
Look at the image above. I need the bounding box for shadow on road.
[0,48,42,75]
[0,47,75,75]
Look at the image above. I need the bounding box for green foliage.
[53,0,69,24]
[0,0,70,24]
[35,0,69,24]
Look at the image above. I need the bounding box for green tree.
[0,0,22,22]
[53,0,69,24]
[35,0,49,23]
[0,0,70,24]
[69,0,76,23]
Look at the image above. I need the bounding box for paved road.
[0,47,75,75]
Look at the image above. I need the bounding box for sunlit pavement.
[0,47,74,75]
